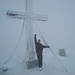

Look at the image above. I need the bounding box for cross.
[7,0,48,68]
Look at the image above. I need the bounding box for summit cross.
[7,0,48,67]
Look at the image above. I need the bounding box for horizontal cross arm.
[6,10,48,21]
[6,10,28,20]
[32,14,48,21]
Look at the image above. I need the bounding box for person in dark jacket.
[34,34,49,70]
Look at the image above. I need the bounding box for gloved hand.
[48,46,50,48]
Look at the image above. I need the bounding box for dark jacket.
[34,35,49,55]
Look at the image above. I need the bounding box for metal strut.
[35,22,67,72]
[3,20,25,65]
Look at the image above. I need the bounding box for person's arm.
[42,45,50,48]
[34,34,37,45]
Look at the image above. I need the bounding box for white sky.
[0,0,75,64]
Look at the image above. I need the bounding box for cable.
[3,20,25,65]
[35,21,48,46]
[35,22,67,72]
[49,47,67,72]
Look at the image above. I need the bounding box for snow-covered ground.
[0,48,75,75]
[0,0,75,75]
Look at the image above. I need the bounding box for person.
[34,34,49,70]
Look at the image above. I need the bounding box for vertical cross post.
[25,0,35,60]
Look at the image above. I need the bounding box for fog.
[0,0,75,65]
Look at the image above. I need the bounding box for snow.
[0,48,75,75]
[0,0,75,75]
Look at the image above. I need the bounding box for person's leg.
[39,54,42,68]
[37,53,43,69]
[37,53,39,67]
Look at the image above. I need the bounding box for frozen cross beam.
[7,11,48,21]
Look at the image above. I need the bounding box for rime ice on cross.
[7,0,48,63]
